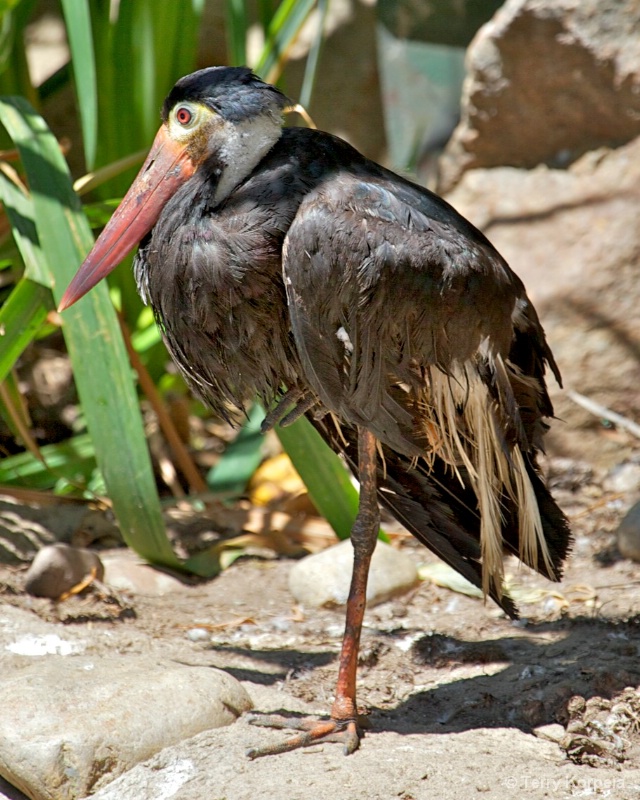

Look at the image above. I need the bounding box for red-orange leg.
[246,427,379,758]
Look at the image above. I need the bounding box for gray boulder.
[0,657,252,800]
[440,0,640,190]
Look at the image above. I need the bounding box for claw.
[246,713,363,759]
[261,389,317,433]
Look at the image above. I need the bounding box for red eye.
[176,106,192,125]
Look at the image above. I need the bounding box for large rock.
[0,657,252,800]
[440,0,640,190]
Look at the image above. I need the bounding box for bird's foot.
[245,712,368,759]
[261,390,318,433]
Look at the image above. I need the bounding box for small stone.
[24,544,104,598]
[186,628,210,642]
[617,500,640,562]
[533,723,566,744]
[604,462,640,494]
[288,539,420,608]
[0,657,252,800]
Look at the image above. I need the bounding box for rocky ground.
[1,442,640,799]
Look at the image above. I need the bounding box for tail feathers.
[500,454,572,580]
[311,414,572,620]
[379,456,520,619]
[311,415,519,618]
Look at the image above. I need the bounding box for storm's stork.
[60,66,571,757]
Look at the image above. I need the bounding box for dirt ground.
[2,445,640,799]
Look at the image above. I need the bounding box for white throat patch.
[213,114,282,205]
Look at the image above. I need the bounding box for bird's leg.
[246,427,379,758]
[260,388,318,433]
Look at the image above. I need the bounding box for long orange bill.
[58,125,196,311]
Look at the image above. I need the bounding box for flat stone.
[0,656,253,800]
[85,723,570,800]
[24,543,104,598]
[288,539,419,608]
[101,550,191,596]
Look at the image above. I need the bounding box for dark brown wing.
[283,171,524,454]
[283,168,571,607]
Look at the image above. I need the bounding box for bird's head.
[59,67,288,311]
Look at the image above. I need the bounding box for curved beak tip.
[57,294,72,313]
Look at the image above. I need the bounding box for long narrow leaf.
[298,0,327,108]
[254,0,316,81]
[0,278,49,382]
[277,418,389,542]
[153,1,204,90]
[275,416,359,541]
[0,163,49,285]
[226,0,248,66]
[0,369,31,444]
[0,433,95,490]
[0,97,180,571]
[207,403,265,498]
[61,0,98,169]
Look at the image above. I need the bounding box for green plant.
[0,0,365,576]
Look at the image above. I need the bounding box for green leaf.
[276,415,387,542]
[0,164,50,285]
[0,97,181,571]
[0,0,23,16]
[254,0,316,80]
[0,278,50,383]
[0,1,37,109]
[0,369,27,441]
[0,433,96,490]
[298,0,327,108]
[207,403,265,499]
[226,0,247,66]
[61,0,98,169]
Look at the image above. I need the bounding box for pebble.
[24,543,104,598]
[533,723,566,744]
[0,656,252,800]
[186,627,211,642]
[288,539,420,608]
[604,462,640,494]
[616,499,640,562]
